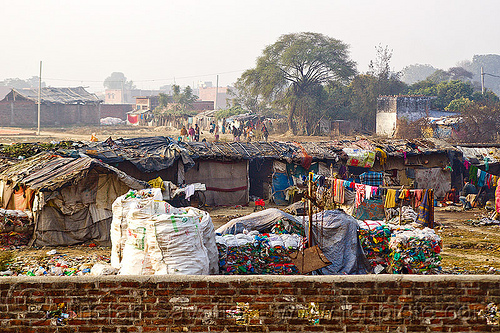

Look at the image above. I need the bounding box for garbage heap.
[111,188,218,275]
[0,209,33,249]
[216,232,304,275]
[357,221,392,268]
[11,252,112,276]
[357,219,442,274]
[388,227,442,274]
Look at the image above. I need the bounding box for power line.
[484,73,500,79]
[43,69,246,84]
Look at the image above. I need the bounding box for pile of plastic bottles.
[358,224,392,268]
[216,232,304,275]
[388,227,442,274]
[3,250,111,276]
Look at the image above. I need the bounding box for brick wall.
[1,275,499,332]
[0,101,101,126]
[101,104,133,120]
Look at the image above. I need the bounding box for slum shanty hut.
[312,138,461,198]
[454,144,500,203]
[81,136,195,182]
[0,87,102,126]
[367,138,462,197]
[81,137,250,206]
[0,152,146,246]
[180,141,341,206]
[81,137,341,206]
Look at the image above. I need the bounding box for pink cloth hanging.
[354,183,365,208]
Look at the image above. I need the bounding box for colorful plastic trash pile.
[358,223,392,268]
[216,232,304,275]
[0,209,33,249]
[388,227,442,274]
[4,250,111,276]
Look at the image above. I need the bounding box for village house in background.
[0,87,102,126]
[376,95,457,138]
[198,84,230,110]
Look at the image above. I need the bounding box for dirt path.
[0,125,333,145]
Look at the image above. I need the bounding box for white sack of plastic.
[148,210,209,275]
[118,191,167,275]
[183,207,219,274]
[120,214,154,275]
[110,195,138,269]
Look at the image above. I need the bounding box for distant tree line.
[228,32,500,138]
[0,77,46,89]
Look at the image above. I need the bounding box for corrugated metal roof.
[9,87,100,104]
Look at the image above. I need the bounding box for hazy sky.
[2,0,500,92]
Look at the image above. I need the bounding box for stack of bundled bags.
[111,188,218,275]
[388,227,442,274]
[357,220,392,268]
[216,232,304,275]
[0,209,33,249]
[357,219,443,274]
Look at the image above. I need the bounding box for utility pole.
[37,61,42,136]
[481,67,485,95]
[215,75,219,110]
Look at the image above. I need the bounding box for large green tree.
[348,45,407,131]
[237,32,356,134]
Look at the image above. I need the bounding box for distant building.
[105,89,170,104]
[376,95,434,137]
[0,87,102,126]
[198,86,231,110]
[135,96,160,112]
[192,100,214,112]
[100,104,133,120]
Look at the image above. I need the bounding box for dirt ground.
[1,125,500,275]
[434,207,500,274]
[0,125,330,145]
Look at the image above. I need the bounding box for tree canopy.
[155,85,198,116]
[0,77,46,89]
[103,72,136,90]
[236,32,356,133]
[409,80,474,110]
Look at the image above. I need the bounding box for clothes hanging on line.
[385,189,397,208]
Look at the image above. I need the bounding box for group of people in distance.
[179,121,269,143]
[180,123,201,142]
[442,178,492,212]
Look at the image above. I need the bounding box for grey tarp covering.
[81,136,195,173]
[0,152,148,246]
[308,210,371,275]
[216,208,369,275]
[215,208,302,235]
